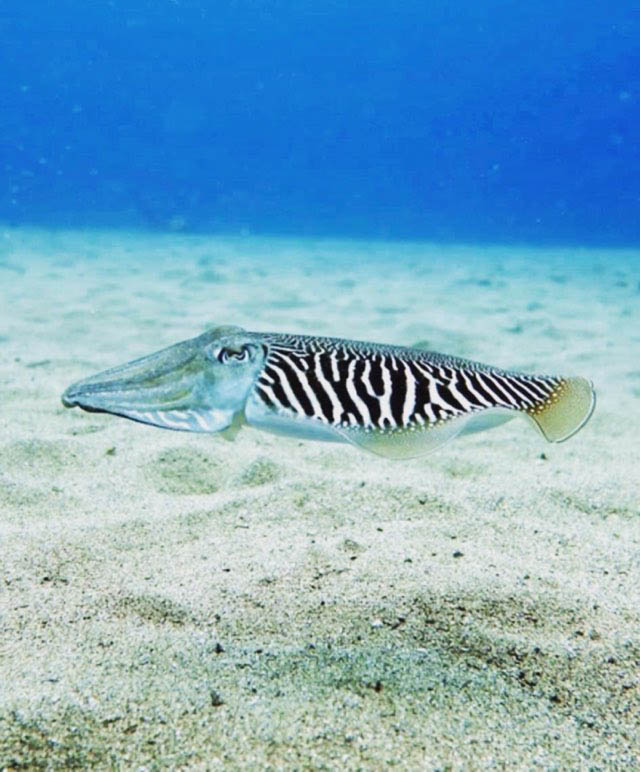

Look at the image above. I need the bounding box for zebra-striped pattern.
[252,334,563,432]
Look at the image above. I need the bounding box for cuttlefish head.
[61,325,266,433]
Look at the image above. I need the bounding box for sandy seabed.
[0,227,638,769]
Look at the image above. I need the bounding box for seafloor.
[0,227,638,768]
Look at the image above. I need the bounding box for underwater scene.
[1,2,639,768]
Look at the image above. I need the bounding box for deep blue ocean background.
[1,0,638,245]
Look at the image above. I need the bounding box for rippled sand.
[1,227,638,768]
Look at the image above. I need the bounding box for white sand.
[0,227,638,768]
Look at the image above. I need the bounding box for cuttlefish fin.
[525,376,595,442]
[334,416,472,460]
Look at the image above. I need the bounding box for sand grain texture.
[0,229,638,769]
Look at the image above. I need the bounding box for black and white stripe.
[253,334,562,432]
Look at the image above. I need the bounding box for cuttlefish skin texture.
[62,325,595,459]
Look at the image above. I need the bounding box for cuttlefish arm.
[62,325,595,459]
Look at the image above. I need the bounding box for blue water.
[1,1,639,245]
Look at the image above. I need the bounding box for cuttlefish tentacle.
[62,326,595,459]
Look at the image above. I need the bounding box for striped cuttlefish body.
[62,325,595,459]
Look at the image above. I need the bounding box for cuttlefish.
[61,326,595,458]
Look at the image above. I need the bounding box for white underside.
[244,391,347,442]
[457,408,516,435]
[244,392,519,450]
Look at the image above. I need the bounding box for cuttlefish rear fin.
[525,375,595,442]
[335,375,595,460]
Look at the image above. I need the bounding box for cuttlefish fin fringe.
[526,376,595,443]
[335,415,471,460]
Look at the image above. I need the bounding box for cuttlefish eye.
[207,344,255,364]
